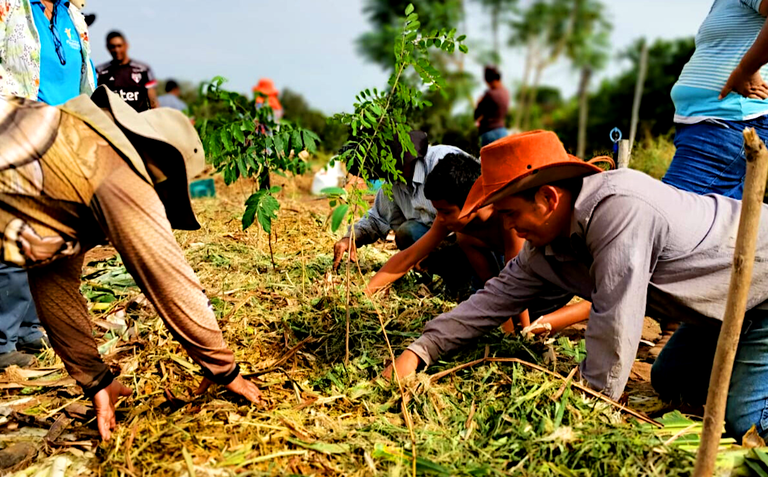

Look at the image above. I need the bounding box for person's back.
[157,79,187,111]
[475,65,509,147]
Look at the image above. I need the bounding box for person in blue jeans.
[654,0,768,420]
[0,0,96,369]
[474,65,510,148]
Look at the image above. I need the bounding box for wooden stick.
[694,128,768,477]
[429,356,661,427]
[617,139,631,169]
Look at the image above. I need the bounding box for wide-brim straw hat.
[64,86,205,230]
[459,130,612,218]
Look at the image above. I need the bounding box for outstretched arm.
[366,220,449,295]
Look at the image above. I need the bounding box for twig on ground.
[430,356,661,427]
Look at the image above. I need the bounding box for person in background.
[253,78,283,121]
[158,79,188,111]
[332,132,476,294]
[474,65,509,148]
[0,0,97,370]
[96,30,158,112]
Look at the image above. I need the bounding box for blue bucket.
[190,178,216,198]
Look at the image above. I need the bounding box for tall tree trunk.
[522,61,544,131]
[492,4,500,62]
[629,39,649,153]
[513,38,535,131]
[577,65,592,159]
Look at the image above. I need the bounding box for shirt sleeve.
[145,67,157,89]
[579,196,669,399]
[351,189,404,245]
[408,246,568,366]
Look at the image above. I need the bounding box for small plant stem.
[268,228,276,270]
[344,208,357,366]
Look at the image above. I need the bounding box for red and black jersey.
[96,60,157,112]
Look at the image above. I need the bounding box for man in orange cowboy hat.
[385,130,768,441]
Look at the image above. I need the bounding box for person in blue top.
[664,0,768,199]
[0,0,96,371]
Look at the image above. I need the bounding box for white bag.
[311,158,346,196]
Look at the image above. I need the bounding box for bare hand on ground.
[195,374,264,406]
[381,350,422,381]
[93,380,132,441]
[332,237,357,271]
[720,66,768,100]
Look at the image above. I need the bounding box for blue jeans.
[0,263,42,353]
[651,310,768,440]
[662,116,768,199]
[479,127,509,148]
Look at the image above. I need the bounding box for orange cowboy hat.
[459,130,613,218]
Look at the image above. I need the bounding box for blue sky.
[86,0,712,115]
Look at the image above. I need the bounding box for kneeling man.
[388,130,768,440]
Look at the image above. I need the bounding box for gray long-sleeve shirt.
[350,145,466,245]
[408,169,768,400]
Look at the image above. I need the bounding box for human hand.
[332,237,357,271]
[93,380,132,441]
[381,350,422,381]
[194,374,264,406]
[720,66,768,100]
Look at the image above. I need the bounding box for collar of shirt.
[30,0,71,6]
[411,159,426,186]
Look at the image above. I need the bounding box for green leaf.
[406,13,418,22]
[404,3,414,15]
[321,187,347,197]
[459,44,469,54]
[232,125,245,143]
[456,34,466,42]
[330,204,349,232]
[302,130,317,153]
[242,190,280,233]
[433,39,441,48]
[287,438,349,455]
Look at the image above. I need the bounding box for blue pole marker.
[610,127,623,156]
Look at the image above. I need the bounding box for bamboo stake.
[617,140,631,169]
[693,128,768,477]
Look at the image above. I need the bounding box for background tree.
[474,0,518,64]
[565,0,611,158]
[552,37,695,156]
[281,89,349,154]
[509,0,578,131]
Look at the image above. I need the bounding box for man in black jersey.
[96,31,158,112]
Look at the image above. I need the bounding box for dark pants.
[651,310,768,440]
[662,116,768,200]
[0,263,42,353]
[393,220,474,294]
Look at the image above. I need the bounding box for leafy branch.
[326,3,469,232]
[192,77,321,234]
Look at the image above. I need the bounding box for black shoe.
[0,351,34,371]
[17,336,50,353]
